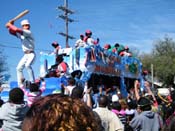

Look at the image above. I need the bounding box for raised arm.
[134,80,141,101]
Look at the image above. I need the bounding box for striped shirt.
[20,82,46,107]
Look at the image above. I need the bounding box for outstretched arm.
[85,87,93,108]
[144,81,158,106]
[134,80,140,101]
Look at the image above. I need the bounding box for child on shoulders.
[20,78,46,107]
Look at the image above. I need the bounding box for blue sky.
[0,0,175,82]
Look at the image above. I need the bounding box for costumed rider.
[47,54,69,78]
[6,19,35,86]
[55,55,70,93]
[83,30,99,62]
[55,55,70,78]
[51,41,61,57]
[75,34,86,48]
[84,30,99,46]
[51,41,61,67]
[75,34,86,69]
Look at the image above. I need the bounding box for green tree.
[152,36,175,86]
[140,36,175,86]
[139,53,154,72]
[0,49,10,84]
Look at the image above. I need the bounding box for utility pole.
[151,64,154,88]
[57,0,75,48]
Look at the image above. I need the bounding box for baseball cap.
[112,94,119,102]
[21,19,30,26]
[104,44,111,49]
[137,97,151,107]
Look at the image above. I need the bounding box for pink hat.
[85,30,92,34]
[104,44,110,49]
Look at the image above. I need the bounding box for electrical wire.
[0,43,52,52]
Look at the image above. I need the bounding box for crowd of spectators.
[0,76,175,131]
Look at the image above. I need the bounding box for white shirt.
[64,85,75,95]
[93,107,124,131]
[75,39,86,48]
[17,29,35,52]
[86,38,95,46]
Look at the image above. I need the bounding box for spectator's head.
[144,93,154,104]
[22,94,103,131]
[71,85,84,99]
[9,88,24,104]
[127,99,137,110]
[137,97,152,111]
[67,77,76,86]
[111,102,121,111]
[29,83,39,92]
[98,95,109,107]
[142,70,148,76]
[119,99,128,110]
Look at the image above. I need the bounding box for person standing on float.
[6,19,35,86]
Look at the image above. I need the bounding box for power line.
[0,43,51,52]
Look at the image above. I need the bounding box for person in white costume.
[6,19,35,86]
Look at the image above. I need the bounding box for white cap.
[112,94,119,102]
[21,19,30,26]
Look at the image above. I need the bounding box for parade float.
[40,44,143,97]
